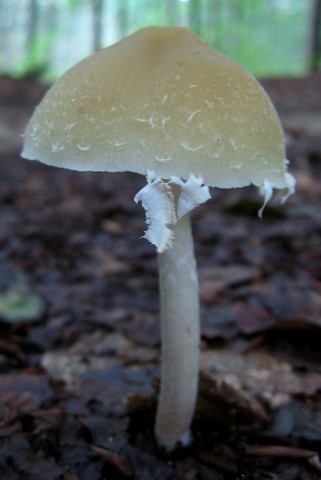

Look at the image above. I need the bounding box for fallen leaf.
[197,371,269,425]
[91,445,133,478]
[201,348,321,408]
[0,372,54,405]
[199,265,259,305]
[0,290,45,324]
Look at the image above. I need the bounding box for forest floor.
[0,73,320,480]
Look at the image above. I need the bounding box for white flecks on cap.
[21,26,293,193]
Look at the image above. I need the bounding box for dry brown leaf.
[201,348,321,408]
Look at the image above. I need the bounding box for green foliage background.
[0,0,316,81]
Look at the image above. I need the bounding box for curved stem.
[155,213,200,451]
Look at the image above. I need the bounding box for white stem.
[155,212,200,451]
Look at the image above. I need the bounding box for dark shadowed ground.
[0,74,320,480]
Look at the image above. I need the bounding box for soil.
[0,73,320,480]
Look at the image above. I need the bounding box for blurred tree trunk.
[205,0,217,27]
[92,0,105,51]
[165,0,179,26]
[26,0,39,51]
[44,1,58,69]
[117,0,128,38]
[189,0,202,35]
[309,0,321,71]
[204,0,220,44]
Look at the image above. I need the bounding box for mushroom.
[21,26,295,452]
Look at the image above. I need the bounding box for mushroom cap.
[22,26,290,189]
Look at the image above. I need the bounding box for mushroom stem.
[156,212,200,451]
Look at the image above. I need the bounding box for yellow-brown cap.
[22,26,292,191]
